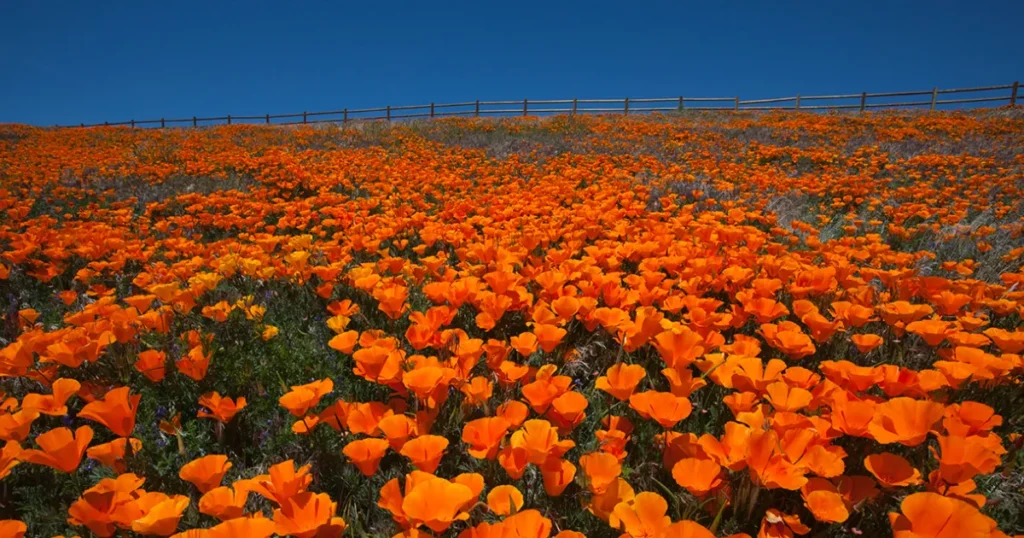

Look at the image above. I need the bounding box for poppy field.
[1,110,1023,538]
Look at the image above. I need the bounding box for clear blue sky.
[2,1,1022,126]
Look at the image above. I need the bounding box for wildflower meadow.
[0,110,1022,538]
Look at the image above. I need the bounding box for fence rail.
[67,81,1021,128]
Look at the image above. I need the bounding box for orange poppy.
[596,415,633,462]
[273,491,346,538]
[983,327,1024,353]
[179,454,232,493]
[176,345,211,381]
[399,435,449,473]
[758,509,810,538]
[671,457,723,497]
[206,515,277,538]
[943,402,1002,437]
[328,330,359,354]
[452,472,485,511]
[864,452,922,487]
[800,480,849,524]
[86,437,143,473]
[628,391,692,429]
[723,391,761,417]
[906,318,954,347]
[746,430,808,491]
[551,295,581,322]
[462,416,510,460]
[486,485,524,516]
[799,310,842,343]
[868,397,945,446]
[764,381,812,412]
[760,322,816,360]
[579,451,622,494]
[610,492,671,538]
[67,472,147,536]
[656,521,716,538]
[925,470,986,508]
[888,492,997,538]
[197,392,247,423]
[21,377,80,415]
[743,297,790,324]
[497,400,530,428]
[132,493,190,536]
[698,421,751,471]
[0,440,20,479]
[0,410,38,440]
[279,378,334,417]
[248,459,313,505]
[459,521,505,538]
[379,414,418,451]
[585,477,636,522]
[135,350,167,382]
[850,333,883,353]
[540,458,576,497]
[828,390,876,437]
[510,332,539,357]
[661,366,707,398]
[403,366,455,410]
[932,434,1002,484]
[343,438,390,476]
[652,327,706,368]
[460,376,494,407]
[521,368,571,414]
[20,425,92,473]
[0,520,26,538]
[547,391,588,433]
[77,386,140,437]
[819,360,881,393]
[401,476,475,533]
[533,324,567,353]
[345,401,394,436]
[595,363,647,401]
[801,444,846,478]
[200,485,250,521]
[501,509,554,538]
[510,419,575,466]
[834,474,880,508]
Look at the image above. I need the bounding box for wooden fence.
[71,81,1020,128]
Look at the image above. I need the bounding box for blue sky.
[2,1,1022,126]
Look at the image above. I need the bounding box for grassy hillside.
[0,110,1022,537]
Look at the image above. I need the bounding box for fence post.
[430,103,435,118]
[572,98,577,115]
[303,111,307,124]
[624,97,629,116]
[130,119,135,128]
[343,109,348,123]
[387,105,391,121]
[523,99,528,116]
[679,96,684,110]
[734,96,739,111]
[227,114,231,125]
[930,87,938,110]
[795,94,800,110]
[266,114,270,124]
[161,118,165,128]
[860,92,867,112]
[475,100,480,117]
[193,116,197,127]
[1011,81,1019,107]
